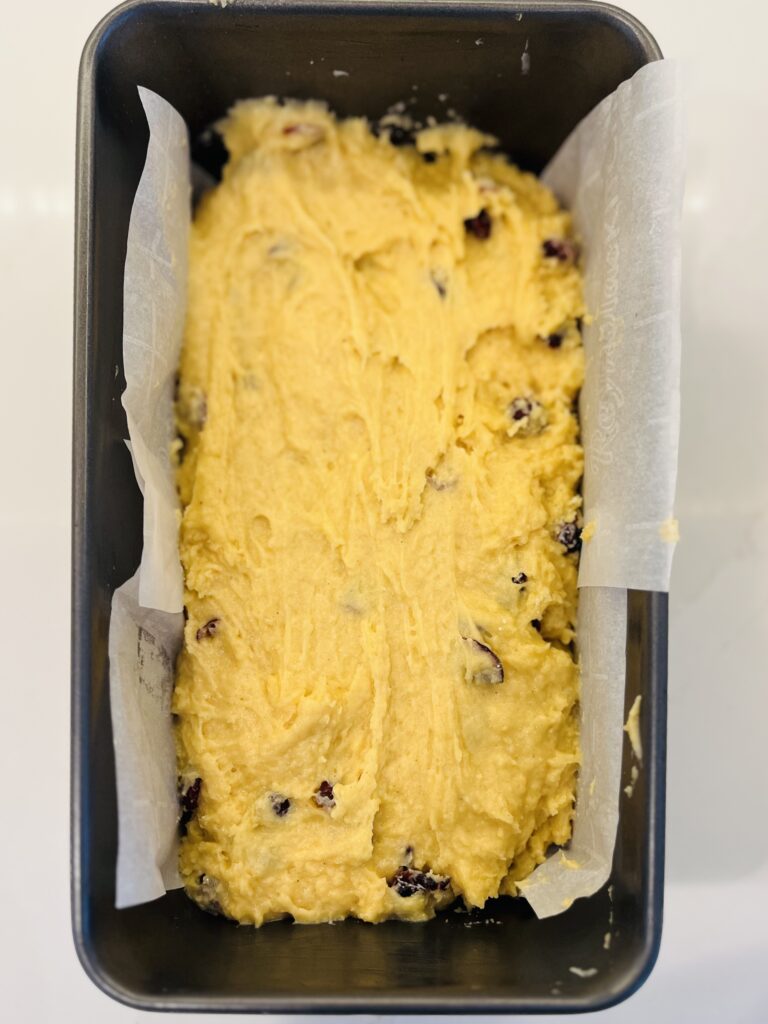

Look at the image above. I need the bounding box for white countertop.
[2,0,766,1020]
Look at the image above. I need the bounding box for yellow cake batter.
[173,98,586,925]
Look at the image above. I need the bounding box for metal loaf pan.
[72,0,667,1012]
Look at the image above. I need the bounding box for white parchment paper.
[522,58,684,917]
[543,59,683,593]
[109,88,189,907]
[108,64,683,915]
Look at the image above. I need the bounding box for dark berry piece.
[178,777,202,835]
[195,873,223,916]
[181,777,202,814]
[462,636,504,684]
[531,619,542,632]
[508,397,533,421]
[195,618,220,641]
[270,793,291,817]
[422,151,438,163]
[388,866,451,897]
[464,208,492,239]
[512,572,528,585]
[314,780,336,809]
[387,125,414,147]
[542,237,579,263]
[541,318,581,350]
[508,397,547,435]
[556,521,582,554]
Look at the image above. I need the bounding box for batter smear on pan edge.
[173,98,585,925]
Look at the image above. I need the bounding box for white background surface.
[1,0,766,1021]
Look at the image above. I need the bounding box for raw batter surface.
[174,99,586,925]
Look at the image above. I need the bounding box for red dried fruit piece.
[181,777,202,814]
[314,780,335,809]
[270,793,291,817]
[542,237,579,263]
[556,521,582,554]
[388,866,451,898]
[195,618,220,641]
[464,208,492,239]
[178,776,202,835]
[282,123,325,143]
[462,636,504,684]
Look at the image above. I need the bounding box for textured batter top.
[173,98,586,926]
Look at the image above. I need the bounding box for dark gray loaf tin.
[72,0,667,1012]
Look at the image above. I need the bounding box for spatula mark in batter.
[430,269,448,298]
